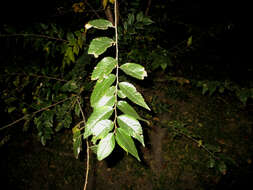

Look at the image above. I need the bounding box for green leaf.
[93,86,116,108]
[118,90,126,98]
[61,80,78,92]
[86,19,114,30]
[7,107,16,113]
[74,103,80,117]
[90,74,116,108]
[120,63,147,80]
[117,114,145,147]
[207,158,215,168]
[91,119,114,139]
[117,101,141,120]
[72,124,82,159]
[88,37,114,58]
[119,82,150,111]
[115,128,140,161]
[91,57,117,81]
[83,106,113,139]
[97,133,115,161]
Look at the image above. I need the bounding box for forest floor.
[1,71,253,190]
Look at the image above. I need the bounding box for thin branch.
[5,72,68,82]
[84,0,101,18]
[0,95,77,131]
[76,98,89,190]
[0,33,69,43]
[173,128,219,160]
[113,0,119,130]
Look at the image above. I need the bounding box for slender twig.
[173,128,218,160]
[5,72,68,82]
[76,98,89,190]
[84,0,101,18]
[0,33,69,43]
[0,95,77,131]
[113,0,119,130]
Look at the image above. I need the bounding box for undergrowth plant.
[72,0,150,162]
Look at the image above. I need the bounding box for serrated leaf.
[72,124,82,159]
[117,101,149,124]
[91,57,117,81]
[118,90,126,98]
[91,119,114,139]
[91,74,116,108]
[88,37,114,58]
[117,101,141,120]
[93,86,116,108]
[83,106,113,139]
[119,82,150,111]
[115,128,140,161]
[120,63,147,80]
[97,132,115,160]
[117,114,145,147]
[86,19,113,30]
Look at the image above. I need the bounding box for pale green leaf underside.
[116,128,140,161]
[91,57,117,81]
[91,74,116,108]
[117,114,145,147]
[120,63,147,80]
[119,82,150,111]
[91,119,114,139]
[83,106,113,139]
[87,19,114,30]
[88,37,114,58]
[93,86,116,108]
[97,132,115,161]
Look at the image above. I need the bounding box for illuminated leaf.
[90,74,116,108]
[72,124,82,159]
[93,86,115,108]
[119,82,150,110]
[88,37,114,58]
[120,63,147,80]
[91,57,117,81]
[115,128,140,161]
[117,114,145,147]
[83,106,113,139]
[97,132,115,160]
[86,19,113,30]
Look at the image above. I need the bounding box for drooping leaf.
[97,132,115,160]
[117,114,144,147]
[115,128,140,161]
[90,74,116,108]
[72,124,82,159]
[117,101,141,120]
[83,106,113,139]
[91,57,117,81]
[93,86,116,108]
[88,37,114,58]
[120,63,147,80]
[86,19,113,30]
[119,82,150,110]
[91,119,114,140]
